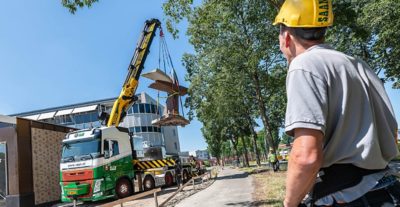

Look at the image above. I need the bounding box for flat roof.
[10,92,163,118]
[10,97,116,117]
[0,114,16,124]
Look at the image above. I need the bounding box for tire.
[115,178,133,199]
[143,176,155,191]
[165,172,174,187]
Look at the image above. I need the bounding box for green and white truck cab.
[60,126,136,202]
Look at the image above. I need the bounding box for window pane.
[90,113,98,122]
[139,104,145,113]
[141,126,147,132]
[83,114,90,123]
[135,127,141,133]
[147,126,153,132]
[145,104,151,113]
[74,115,82,124]
[0,143,7,197]
[150,104,155,114]
[112,141,119,156]
[129,127,135,133]
[133,104,139,113]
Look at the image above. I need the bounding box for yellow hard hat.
[273,0,333,28]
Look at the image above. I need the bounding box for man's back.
[285,44,398,169]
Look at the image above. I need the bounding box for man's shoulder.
[289,45,345,79]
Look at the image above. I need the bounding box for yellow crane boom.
[106,19,161,127]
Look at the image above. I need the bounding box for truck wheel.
[115,178,133,199]
[165,172,174,187]
[143,176,155,191]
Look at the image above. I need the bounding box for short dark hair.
[280,24,327,41]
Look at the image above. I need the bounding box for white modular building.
[11,92,181,155]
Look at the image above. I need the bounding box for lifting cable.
[157,28,186,118]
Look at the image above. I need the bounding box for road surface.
[176,167,254,207]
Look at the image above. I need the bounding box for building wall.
[195,150,210,160]
[0,117,72,207]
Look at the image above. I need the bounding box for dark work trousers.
[316,181,400,207]
[176,174,182,187]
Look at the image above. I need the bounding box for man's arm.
[284,128,324,207]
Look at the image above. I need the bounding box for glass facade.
[15,93,181,155]
[128,103,162,115]
[0,142,7,200]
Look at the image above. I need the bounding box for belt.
[313,164,384,200]
[319,180,400,207]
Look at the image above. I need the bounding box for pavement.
[175,167,254,207]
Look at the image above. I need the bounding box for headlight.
[93,179,102,193]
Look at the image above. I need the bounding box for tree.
[61,0,99,14]
[165,0,287,159]
[327,0,400,88]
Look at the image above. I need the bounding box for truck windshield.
[61,139,101,162]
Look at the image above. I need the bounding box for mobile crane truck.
[59,19,194,203]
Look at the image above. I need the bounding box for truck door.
[104,139,122,190]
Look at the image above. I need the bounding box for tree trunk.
[252,71,277,154]
[230,137,240,167]
[246,115,261,166]
[240,136,250,167]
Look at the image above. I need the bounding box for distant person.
[273,0,400,206]
[174,158,182,188]
[268,148,279,172]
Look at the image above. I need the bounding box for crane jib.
[106,19,161,127]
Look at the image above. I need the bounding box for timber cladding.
[31,128,65,205]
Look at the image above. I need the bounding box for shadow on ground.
[226,199,282,207]
[216,172,249,181]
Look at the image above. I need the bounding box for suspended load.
[142,69,190,127]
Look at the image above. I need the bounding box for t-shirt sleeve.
[285,69,328,137]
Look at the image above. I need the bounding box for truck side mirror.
[104,139,113,159]
[104,150,110,159]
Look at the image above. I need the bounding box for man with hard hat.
[274,0,400,206]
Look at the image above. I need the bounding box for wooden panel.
[15,118,33,194]
[31,128,65,205]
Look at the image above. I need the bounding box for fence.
[94,167,217,207]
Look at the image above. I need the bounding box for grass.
[235,162,287,206]
[253,171,286,207]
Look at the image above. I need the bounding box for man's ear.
[285,32,291,48]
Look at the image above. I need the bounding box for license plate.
[67,191,77,195]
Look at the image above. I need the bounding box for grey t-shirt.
[285,44,398,169]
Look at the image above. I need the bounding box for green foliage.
[203,160,211,167]
[328,0,400,88]
[61,0,99,14]
[162,0,194,39]
[168,0,287,162]
[280,133,293,145]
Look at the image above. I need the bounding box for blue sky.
[0,1,399,152]
[0,0,207,152]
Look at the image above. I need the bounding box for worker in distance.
[274,0,400,206]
